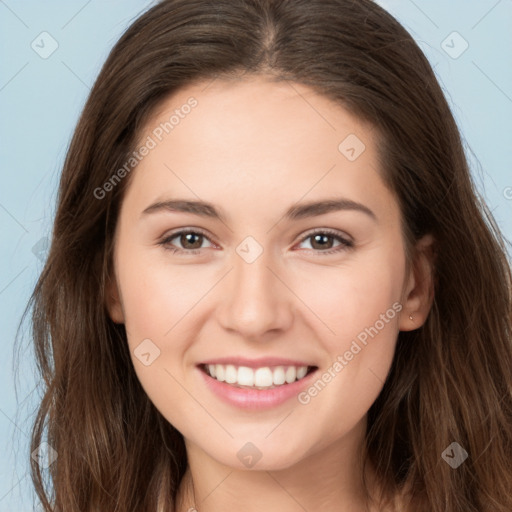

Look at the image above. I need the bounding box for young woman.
[25,0,512,511]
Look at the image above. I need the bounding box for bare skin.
[106,75,434,512]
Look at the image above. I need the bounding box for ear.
[399,233,436,331]
[105,273,125,324]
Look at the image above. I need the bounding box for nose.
[216,250,294,341]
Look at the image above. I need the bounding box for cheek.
[115,250,202,429]
[117,247,205,341]
[116,247,216,400]
[291,245,405,348]
[291,247,403,414]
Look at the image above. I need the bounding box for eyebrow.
[141,198,377,222]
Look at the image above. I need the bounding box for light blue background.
[1,1,511,509]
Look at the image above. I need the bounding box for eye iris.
[171,231,343,252]
[311,234,333,250]
[181,232,203,249]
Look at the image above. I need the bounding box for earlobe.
[399,233,436,331]
[105,275,125,324]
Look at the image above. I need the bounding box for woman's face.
[107,76,424,470]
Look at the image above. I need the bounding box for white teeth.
[215,364,225,382]
[225,364,237,384]
[285,366,297,383]
[237,366,254,386]
[296,366,308,379]
[205,364,311,388]
[254,367,273,387]
[273,366,286,385]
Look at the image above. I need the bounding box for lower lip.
[198,366,318,410]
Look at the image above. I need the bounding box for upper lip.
[198,357,316,369]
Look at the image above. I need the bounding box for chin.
[204,438,313,472]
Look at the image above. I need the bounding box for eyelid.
[158,226,216,253]
[158,226,354,255]
[296,227,353,245]
[293,228,354,255]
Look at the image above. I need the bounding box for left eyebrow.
[285,198,377,221]
[140,198,377,222]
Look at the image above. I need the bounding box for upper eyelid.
[298,227,352,242]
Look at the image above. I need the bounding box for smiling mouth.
[200,363,318,390]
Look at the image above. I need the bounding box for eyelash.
[158,228,354,256]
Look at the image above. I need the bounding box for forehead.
[141,75,376,156]
[123,76,396,226]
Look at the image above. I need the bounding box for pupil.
[313,234,332,250]
[183,233,202,249]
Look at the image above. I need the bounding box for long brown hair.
[20,0,512,510]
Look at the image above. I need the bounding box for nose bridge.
[217,245,292,337]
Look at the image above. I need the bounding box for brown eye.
[310,233,335,250]
[178,232,204,250]
[297,229,353,254]
[159,229,214,254]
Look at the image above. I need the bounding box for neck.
[175,417,387,512]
